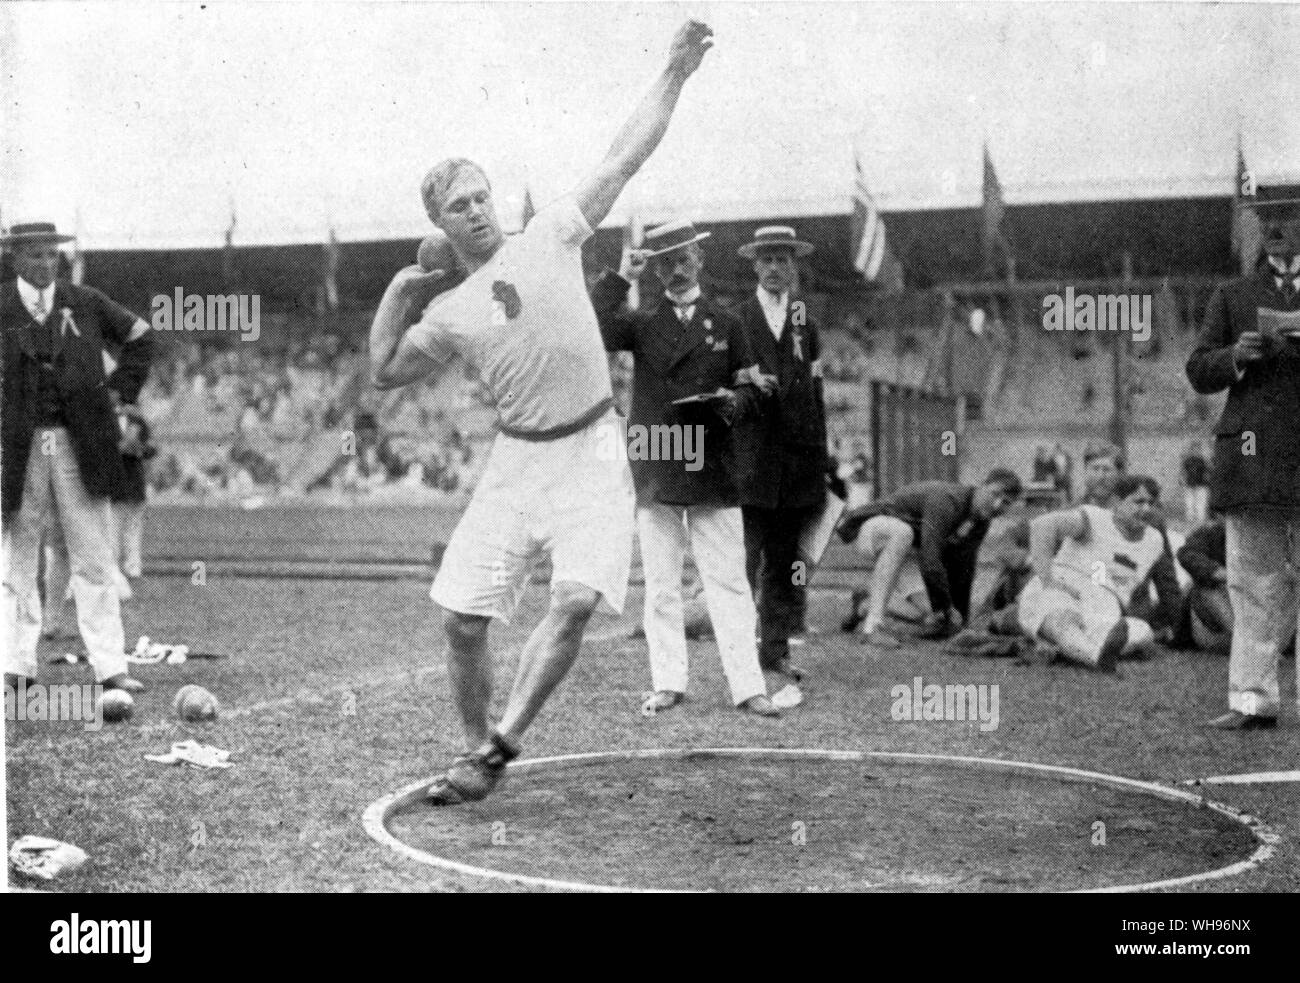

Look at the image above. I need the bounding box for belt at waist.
[497,397,615,443]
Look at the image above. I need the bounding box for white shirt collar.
[757,286,788,337]
[17,278,56,322]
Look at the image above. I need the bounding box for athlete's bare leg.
[444,610,493,749]
[496,581,599,744]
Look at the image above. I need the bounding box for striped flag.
[1232,141,1262,276]
[851,151,889,282]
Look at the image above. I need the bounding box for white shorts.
[431,410,635,622]
[1017,568,1120,636]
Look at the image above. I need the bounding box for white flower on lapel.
[59,307,80,338]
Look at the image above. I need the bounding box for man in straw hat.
[369,20,717,803]
[590,219,780,717]
[2,221,153,694]
[732,226,830,685]
[1188,187,1300,729]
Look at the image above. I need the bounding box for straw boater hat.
[738,225,814,259]
[641,219,711,258]
[0,222,75,247]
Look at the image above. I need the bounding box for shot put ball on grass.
[173,684,220,723]
[98,689,134,723]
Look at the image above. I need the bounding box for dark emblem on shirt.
[492,280,523,319]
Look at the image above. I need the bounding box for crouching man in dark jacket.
[838,470,1022,648]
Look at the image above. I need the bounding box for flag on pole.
[1232,139,1262,276]
[222,202,237,288]
[851,149,903,290]
[982,144,1013,278]
[71,208,86,286]
[323,227,341,310]
[851,150,890,282]
[520,186,536,230]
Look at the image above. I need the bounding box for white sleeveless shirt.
[1052,504,1164,608]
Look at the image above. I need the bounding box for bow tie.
[672,303,695,323]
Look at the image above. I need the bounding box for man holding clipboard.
[591,220,781,717]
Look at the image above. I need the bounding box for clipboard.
[670,392,727,408]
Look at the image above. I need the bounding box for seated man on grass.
[837,469,1022,648]
[1014,474,1169,671]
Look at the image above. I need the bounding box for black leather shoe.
[1204,710,1277,731]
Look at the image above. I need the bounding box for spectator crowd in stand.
[138,337,484,499]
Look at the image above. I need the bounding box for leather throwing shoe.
[640,690,684,715]
[738,694,781,718]
[426,732,521,805]
[103,674,147,694]
[1204,710,1278,731]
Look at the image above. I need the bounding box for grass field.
[6,504,1300,892]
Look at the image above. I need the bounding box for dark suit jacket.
[843,481,989,621]
[1187,268,1300,512]
[1177,519,1226,587]
[2,279,152,516]
[592,272,757,507]
[732,294,829,510]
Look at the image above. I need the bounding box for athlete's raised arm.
[573,20,713,230]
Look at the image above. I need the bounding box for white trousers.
[1225,510,1300,717]
[112,501,145,578]
[3,428,126,681]
[42,501,136,634]
[638,502,766,705]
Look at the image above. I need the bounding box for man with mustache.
[2,222,152,696]
[1188,189,1300,730]
[591,220,780,718]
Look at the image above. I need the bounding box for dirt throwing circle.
[364,748,1277,893]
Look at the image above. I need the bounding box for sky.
[3,1,1298,249]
